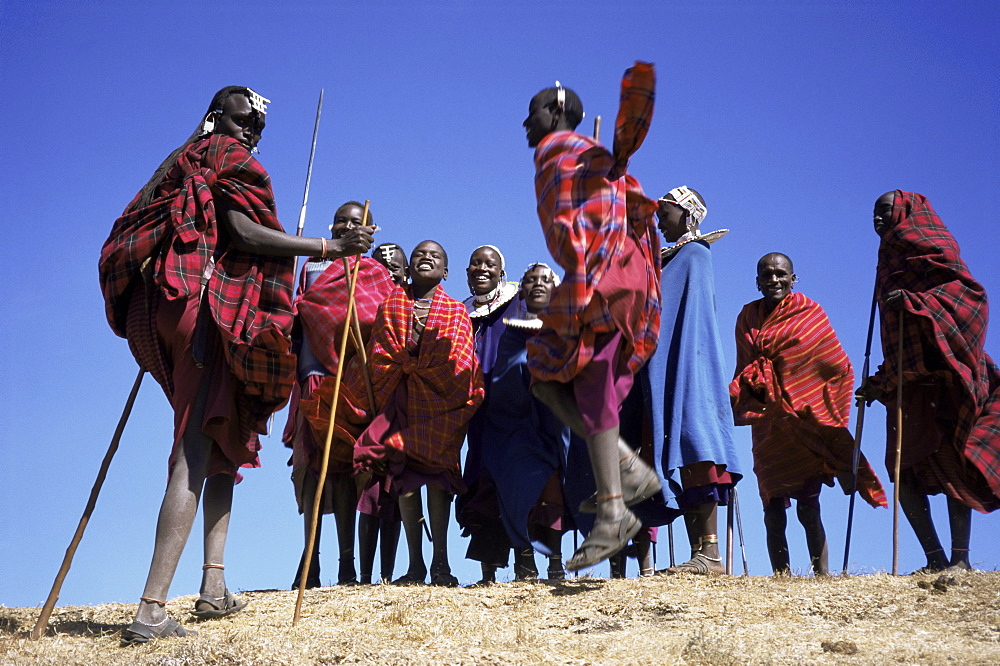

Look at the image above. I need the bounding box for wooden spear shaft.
[293,201,369,624]
[31,369,145,640]
[892,310,905,575]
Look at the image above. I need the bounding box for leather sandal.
[579,447,661,513]
[666,553,723,575]
[120,617,195,646]
[566,509,641,572]
[191,589,247,619]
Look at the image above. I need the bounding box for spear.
[31,369,145,639]
[892,311,905,575]
[292,90,324,278]
[842,283,878,573]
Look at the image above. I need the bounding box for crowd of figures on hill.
[96,73,999,647]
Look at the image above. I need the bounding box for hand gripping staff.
[842,284,878,573]
[31,370,145,640]
[293,201,371,625]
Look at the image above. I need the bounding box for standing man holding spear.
[857,191,1000,574]
[97,86,373,646]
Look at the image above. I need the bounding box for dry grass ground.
[3,570,999,665]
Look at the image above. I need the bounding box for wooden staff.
[293,201,369,624]
[593,115,602,141]
[31,369,145,640]
[291,90,324,278]
[842,284,879,573]
[734,487,749,576]
[341,257,376,412]
[892,310,905,575]
[668,523,675,568]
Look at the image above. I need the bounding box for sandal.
[666,553,723,575]
[566,509,640,572]
[579,449,661,513]
[191,589,247,619]
[120,617,195,646]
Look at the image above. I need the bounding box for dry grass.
[3,570,999,665]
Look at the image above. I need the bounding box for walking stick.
[734,487,749,576]
[593,115,602,142]
[31,369,145,640]
[842,284,878,573]
[892,310,905,575]
[726,499,734,575]
[293,202,369,625]
[341,257,376,412]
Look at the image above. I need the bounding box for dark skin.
[861,190,972,573]
[520,266,556,315]
[467,247,503,296]
[132,94,374,629]
[393,241,456,583]
[523,90,579,148]
[374,246,408,285]
[756,254,797,316]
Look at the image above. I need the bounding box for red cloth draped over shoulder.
[99,134,295,442]
[869,190,1000,508]
[528,62,661,383]
[304,285,484,476]
[730,292,887,508]
[295,256,394,374]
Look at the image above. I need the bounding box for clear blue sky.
[2,1,997,608]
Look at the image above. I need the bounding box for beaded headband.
[660,185,707,234]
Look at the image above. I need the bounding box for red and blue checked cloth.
[294,256,394,375]
[527,63,661,383]
[99,134,296,434]
[868,190,1000,509]
[306,285,484,475]
[731,292,887,508]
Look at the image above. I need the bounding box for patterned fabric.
[869,190,1000,509]
[306,285,484,475]
[527,134,661,383]
[608,61,655,181]
[295,256,394,376]
[731,292,887,508]
[100,133,296,443]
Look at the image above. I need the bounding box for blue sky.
[2,1,997,608]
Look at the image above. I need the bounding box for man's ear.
[443,267,449,281]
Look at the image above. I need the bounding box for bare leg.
[634,531,653,577]
[378,516,401,582]
[531,380,587,437]
[200,473,235,597]
[668,501,724,574]
[357,512,378,585]
[426,486,455,583]
[796,502,829,576]
[134,375,214,626]
[544,528,564,580]
[331,475,357,584]
[899,480,949,570]
[293,474,322,589]
[396,490,427,582]
[947,496,972,570]
[514,547,538,580]
[763,499,791,575]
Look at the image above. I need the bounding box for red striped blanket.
[731,292,887,507]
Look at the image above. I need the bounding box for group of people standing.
[98,70,999,647]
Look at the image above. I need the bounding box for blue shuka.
[635,240,742,525]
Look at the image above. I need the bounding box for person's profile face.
[410,242,448,286]
[523,92,557,148]
[467,247,502,296]
[331,205,366,240]
[379,248,408,285]
[520,266,556,314]
[756,255,795,307]
[656,201,687,243]
[213,94,264,150]
[873,191,895,237]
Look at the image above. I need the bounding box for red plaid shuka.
[731,292,888,508]
[868,190,1000,510]
[281,256,394,470]
[306,285,484,476]
[99,134,296,439]
[295,256,394,375]
[527,62,661,383]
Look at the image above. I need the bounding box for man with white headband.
[100,87,374,645]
